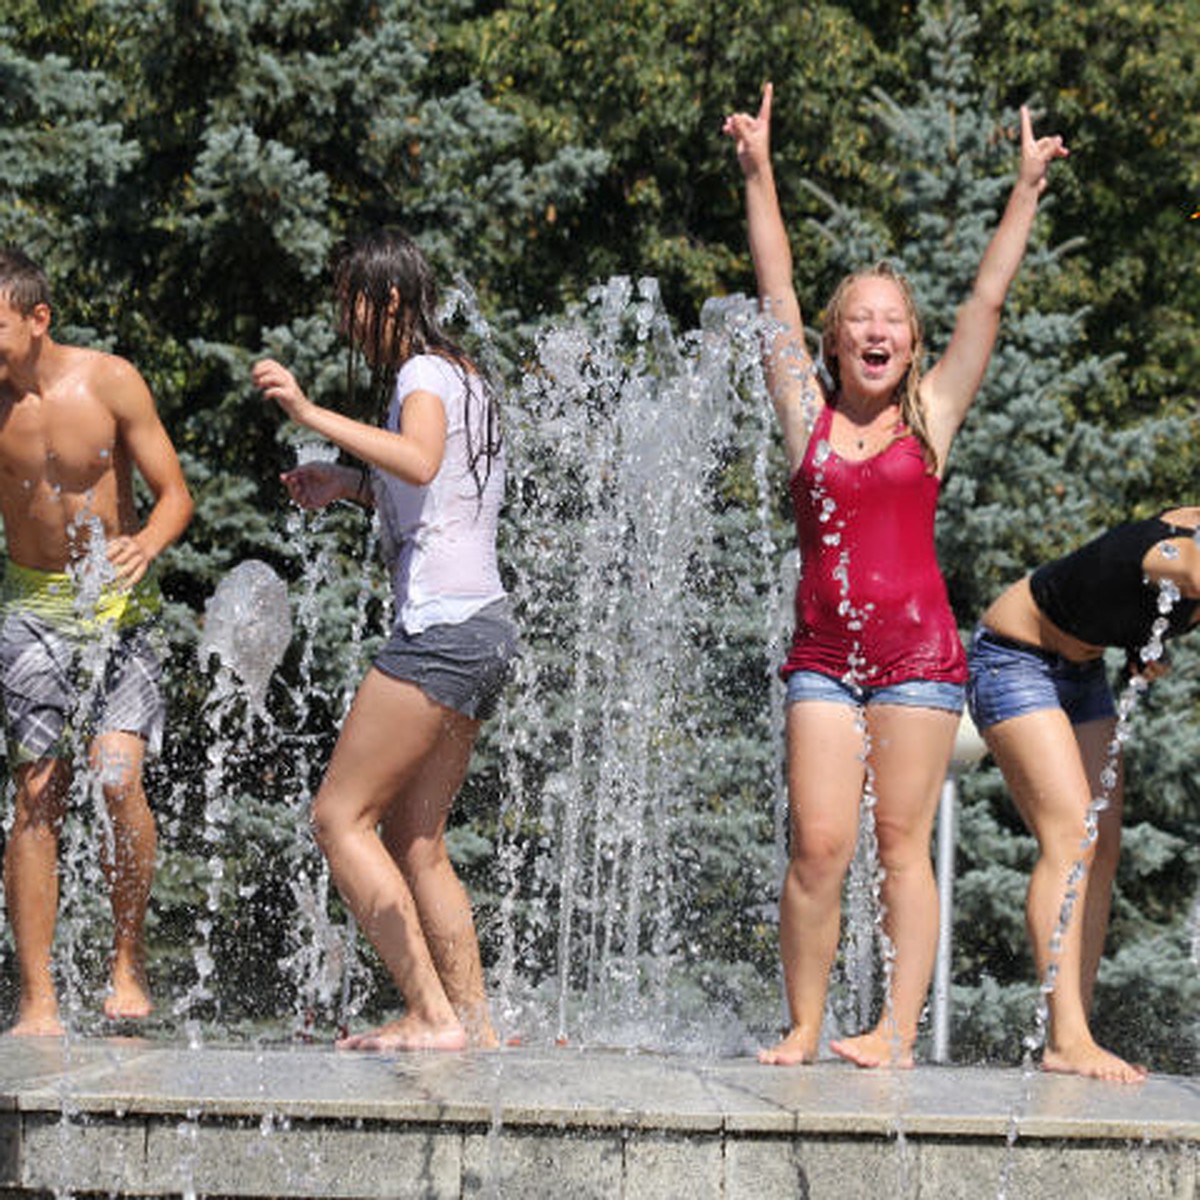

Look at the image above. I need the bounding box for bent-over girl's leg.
[984,709,1144,1082]
[829,703,957,1068]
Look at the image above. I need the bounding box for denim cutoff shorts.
[966,626,1115,732]
[374,598,519,721]
[784,669,965,714]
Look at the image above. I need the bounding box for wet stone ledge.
[0,1039,1196,1199]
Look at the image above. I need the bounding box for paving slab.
[0,1037,1195,1198]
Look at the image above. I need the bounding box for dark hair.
[332,228,500,497]
[0,246,52,315]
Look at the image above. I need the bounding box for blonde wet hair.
[820,261,936,472]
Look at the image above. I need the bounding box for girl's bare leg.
[829,704,957,1068]
[380,713,498,1048]
[760,701,865,1065]
[312,669,469,1052]
[986,710,1145,1082]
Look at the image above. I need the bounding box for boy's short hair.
[0,247,52,315]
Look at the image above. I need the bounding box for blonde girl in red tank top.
[724,85,1067,1068]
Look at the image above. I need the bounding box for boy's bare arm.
[99,355,193,585]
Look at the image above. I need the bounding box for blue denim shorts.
[784,669,965,714]
[966,626,1115,732]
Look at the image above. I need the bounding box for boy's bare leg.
[92,732,155,1020]
[4,759,71,1035]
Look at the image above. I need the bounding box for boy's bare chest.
[0,391,118,493]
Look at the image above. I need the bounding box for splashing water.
[489,278,784,1049]
[803,435,891,1047]
[199,561,293,713]
[0,281,826,1050]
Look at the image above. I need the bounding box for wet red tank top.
[781,404,967,686]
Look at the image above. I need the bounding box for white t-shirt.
[370,354,506,634]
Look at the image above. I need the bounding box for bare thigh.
[983,710,1115,847]
[863,705,959,855]
[315,669,466,830]
[785,701,870,864]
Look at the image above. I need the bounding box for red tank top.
[781,404,967,686]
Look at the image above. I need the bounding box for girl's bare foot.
[7,997,65,1037]
[758,1026,820,1065]
[1042,1039,1147,1084]
[829,1027,914,1069]
[336,1017,468,1053]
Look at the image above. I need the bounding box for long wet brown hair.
[819,261,937,472]
[332,228,501,497]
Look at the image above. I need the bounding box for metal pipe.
[932,774,957,1063]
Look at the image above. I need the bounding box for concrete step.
[0,1037,1196,1198]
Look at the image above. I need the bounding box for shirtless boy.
[0,247,193,1035]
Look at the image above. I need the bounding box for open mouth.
[862,348,890,368]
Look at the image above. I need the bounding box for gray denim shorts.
[374,598,518,720]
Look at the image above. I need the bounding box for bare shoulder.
[79,347,156,416]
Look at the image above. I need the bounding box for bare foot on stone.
[758,1027,820,1066]
[104,968,154,1022]
[6,998,65,1038]
[1041,1039,1147,1084]
[830,1027,914,1069]
[336,1018,468,1053]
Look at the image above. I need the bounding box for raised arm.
[922,106,1069,459]
[724,84,821,474]
[251,358,447,486]
[102,356,194,586]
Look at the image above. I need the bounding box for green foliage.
[0,0,1196,1065]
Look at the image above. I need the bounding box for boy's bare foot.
[458,1005,500,1050]
[103,969,154,1021]
[1042,1039,1147,1084]
[829,1027,914,1069]
[758,1026,820,1065]
[336,1018,468,1053]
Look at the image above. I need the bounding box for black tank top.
[1029,515,1199,652]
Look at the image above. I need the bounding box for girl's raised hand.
[1019,104,1069,195]
[723,82,774,177]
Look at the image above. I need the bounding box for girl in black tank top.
[965,504,1200,1082]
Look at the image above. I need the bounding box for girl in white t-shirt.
[252,229,516,1052]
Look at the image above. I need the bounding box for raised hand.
[1019,104,1069,195]
[252,358,315,425]
[723,82,774,178]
